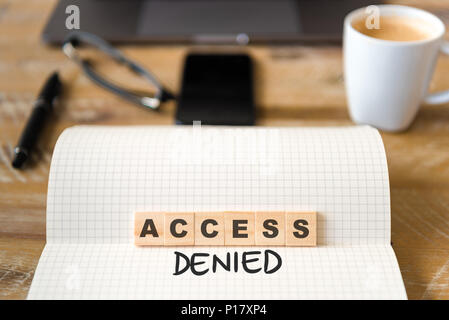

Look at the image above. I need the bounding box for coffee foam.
[352,15,437,42]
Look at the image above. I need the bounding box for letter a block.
[224,211,255,246]
[164,212,195,246]
[195,212,225,246]
[134,212,165,246]
[285,212,317,246]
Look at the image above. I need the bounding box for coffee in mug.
[351,16,435,42]
[344,5,449,132]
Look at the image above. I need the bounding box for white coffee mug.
[344,5,449,132]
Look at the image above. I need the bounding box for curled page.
[28,126,406,299]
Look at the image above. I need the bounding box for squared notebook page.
[28,126,406,299]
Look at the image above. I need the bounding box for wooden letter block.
[255,211,285,246]
[195,212,225,246]
[285,212,317,246]
[134,212,165,246]
[164,212,194,246]
[224,211,255,246]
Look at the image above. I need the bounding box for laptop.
[42,0,374,45]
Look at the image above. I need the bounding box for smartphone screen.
[176,54,255,125]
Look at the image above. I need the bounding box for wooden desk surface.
[1,0,448,300]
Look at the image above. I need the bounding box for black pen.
[12,72,62,169]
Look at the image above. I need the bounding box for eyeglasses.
[62,31,175,110]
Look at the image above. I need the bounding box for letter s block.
[164,212,195,246]
[134,212,165,246]
[285,212,317,246]
[255,211,285,246]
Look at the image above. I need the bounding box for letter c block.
[164,212,195,246]
[195,212,225,246]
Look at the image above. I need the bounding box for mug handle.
[424,41,449,104]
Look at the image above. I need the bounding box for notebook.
[28,125,407,299]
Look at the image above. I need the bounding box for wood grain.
[0,0,448,299]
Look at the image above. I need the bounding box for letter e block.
[285,212,317,246]
[224,211,255,246]
[134,212,164,246]
[255,211,285,246]
[164,212,194,246]
[195,212,225,246]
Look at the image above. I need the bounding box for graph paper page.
[28,126,406,299]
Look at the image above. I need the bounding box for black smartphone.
[176,53,255,125]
